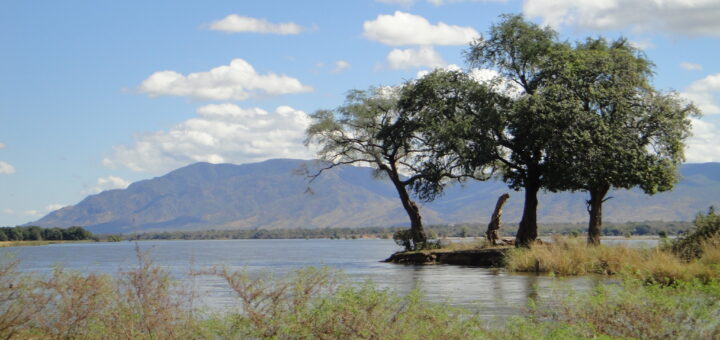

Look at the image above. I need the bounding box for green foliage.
[106,235,122,242]
[672,207,720,260]
[0,226,93,242]
[393,229,414,251]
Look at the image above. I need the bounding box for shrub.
[672,207,720,261]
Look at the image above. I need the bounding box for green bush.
[672,207,720,260]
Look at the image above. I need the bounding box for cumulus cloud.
[376,0,507,6]
[376,0,415,6]
[682,73,720,115]
[45,204,67,212]
[427,0,507,4]
[83,176,131,194]
[331,60,351,73]
[681,62,703,71]
[102,104,313,174]
[363,11,480,46]
[209,14,305,35]
[523,0,720,36]
[139,59,312,101]
[387,46,446,69]
[0,161,15,175]
[629,39,654,50]
[686,118,720,162]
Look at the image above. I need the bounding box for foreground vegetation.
[1,247,718,339]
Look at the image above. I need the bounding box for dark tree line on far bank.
[305,14,698,250]
[0,226,93,242]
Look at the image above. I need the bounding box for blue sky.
[1,0,719,226]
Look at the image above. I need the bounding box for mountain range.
[29,159,720,234]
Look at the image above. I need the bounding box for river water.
[0,238,644,320]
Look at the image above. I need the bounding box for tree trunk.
[587,185,610,246]
[516,182,539,248]
[486,193,510,245]
[391,177,427,249]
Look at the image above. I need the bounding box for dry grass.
[506,235,720,283]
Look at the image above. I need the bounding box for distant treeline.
[122,221,693,241]
[0,226,93,241]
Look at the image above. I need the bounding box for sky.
[1,0,720,226]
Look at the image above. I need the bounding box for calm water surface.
[1,239,617,320]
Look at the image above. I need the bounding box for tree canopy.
[542,37,698,244]
[305,88,467,250]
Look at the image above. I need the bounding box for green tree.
[305,88,465,250]
[6,227,23,241]
[62,226,91,241]
[543,38,697,245]
[399,15,564,247]
[26,226,43,241]
[44,227,64,241]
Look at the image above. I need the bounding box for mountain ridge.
[30,159,720,234]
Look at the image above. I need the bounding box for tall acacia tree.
[305,88,466,250]
[543,38,698,245]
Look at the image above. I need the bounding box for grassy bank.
[0,240,95,248]
[505,208,720,284]
[504,235,720,283]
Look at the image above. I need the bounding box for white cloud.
[23,210,40,217]
[415,63,461,78]
[523,0,720,37]
[139,59,312,101]
[45,204,67,212]
[0,161,15,175]
[83,176,131,194]
[0,143,5,149]
[387,46,446,69]
[686,118,720,162]
[376,0,415,6]
[681,73,720,115]
[427,0,507,4]
[102,104,313,174]
[331,60,350,73]
[629,39,654,50]
[681,62,703,71]
[209,14,305,35]
[2,209,13,214]
[363,11,480,46]
[376,0,507,6]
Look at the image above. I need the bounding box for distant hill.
[29,159,720,234]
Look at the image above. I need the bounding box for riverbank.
[384,247,510,266]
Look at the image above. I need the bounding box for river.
[0,238,645,320]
